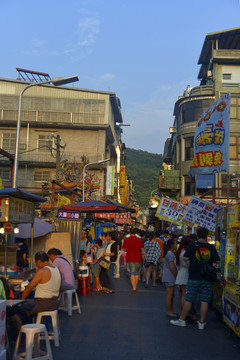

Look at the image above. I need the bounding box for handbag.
[99,257,111,270]
[196,246,217,282]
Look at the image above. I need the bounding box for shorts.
[164,282,175,287]
[185,280,213,303]
[93,264,101,278]
[126,262,141,275]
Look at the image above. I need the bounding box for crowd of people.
[7,225,220,334]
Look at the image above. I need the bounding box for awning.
[196,175,215,189]
[61,200,118,212]
[0,188,47,202]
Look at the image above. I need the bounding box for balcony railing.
[189,85,214,97]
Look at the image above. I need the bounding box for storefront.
[223,204,240,336]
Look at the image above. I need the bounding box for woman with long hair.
[175,236,192,314]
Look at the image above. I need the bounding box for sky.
[1,0,240,154]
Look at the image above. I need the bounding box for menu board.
[182,195,219,232]
[155,197,186,225]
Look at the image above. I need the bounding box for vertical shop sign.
[120,166,126,204]
[106,166,115,196]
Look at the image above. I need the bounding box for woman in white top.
[175,236,192,315]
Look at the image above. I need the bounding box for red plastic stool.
[77,276,92,296]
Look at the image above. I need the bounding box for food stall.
[222,203,240,336]
[0,188,47,277]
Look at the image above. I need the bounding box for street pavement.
[10,267,240,360]
[51,267,240,360]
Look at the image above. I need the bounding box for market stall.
[222,203,240,336]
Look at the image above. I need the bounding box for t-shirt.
[162,251,177,283]
[53,256,75,288]
[184,241,220,280]
[154,238,164,259]
[115,236,122,251]
[122,235,144,263]
[105,242,118,262]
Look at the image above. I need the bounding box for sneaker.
[170,319,186,327]
[197,321,206,330]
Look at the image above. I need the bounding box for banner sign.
[182,195,219,232]
[57,210,80,220]
[106,166,115,196]
[155,197,187,225]
[188,93,230,177]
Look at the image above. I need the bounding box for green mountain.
[125,148,163,208]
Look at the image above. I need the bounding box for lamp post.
[82,159,109,202]
[12,75,79,188]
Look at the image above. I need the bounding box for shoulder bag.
[99,257,111,270]
[196,246,217,282]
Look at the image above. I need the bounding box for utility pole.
[52,134,65,180]
[56,135,61,180]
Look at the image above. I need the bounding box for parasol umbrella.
[17,218,53,239]
[16,218,53,269]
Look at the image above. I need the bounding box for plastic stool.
[77,276,92,296]
[13,323,53,360]
[59,289,81,316]
[36,310,60,347]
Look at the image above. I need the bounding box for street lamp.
[82,159,109,201]
[12,75,79,188]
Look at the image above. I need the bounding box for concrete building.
[0,74,125,202]
[163,27,240,204]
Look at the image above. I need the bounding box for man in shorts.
[122,228,147,291]
[170,227,220,330]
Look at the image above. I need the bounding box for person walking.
[144,232,161,288]
[162,238,178,317]
[175,236,192,314]
[170,227,220,330]
[122,228,147,292]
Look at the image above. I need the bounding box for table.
[6,299,24,307]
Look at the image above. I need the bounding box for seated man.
[47,248,75,291]
[9,251,61,331]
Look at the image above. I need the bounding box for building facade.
[0,76,126,202]
[163,27,240,204]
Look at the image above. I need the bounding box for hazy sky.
[1,0,240,154]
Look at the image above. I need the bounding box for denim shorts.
[186,280,213,303]
[127,262,141,275]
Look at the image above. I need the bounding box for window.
[0,169,11,181]
[2,133,16,151]
[34,170,51,182]
[230,137,240,160]
[185,137,194,161]
[38,135,52,152]
[222,73,232,80]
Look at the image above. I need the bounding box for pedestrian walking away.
[170,227,220,330]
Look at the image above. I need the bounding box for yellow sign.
[227,204,240,228]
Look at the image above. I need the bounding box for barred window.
[2,133,16,151]
[38,135,52,152]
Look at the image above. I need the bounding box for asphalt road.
[9,267,240,360]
